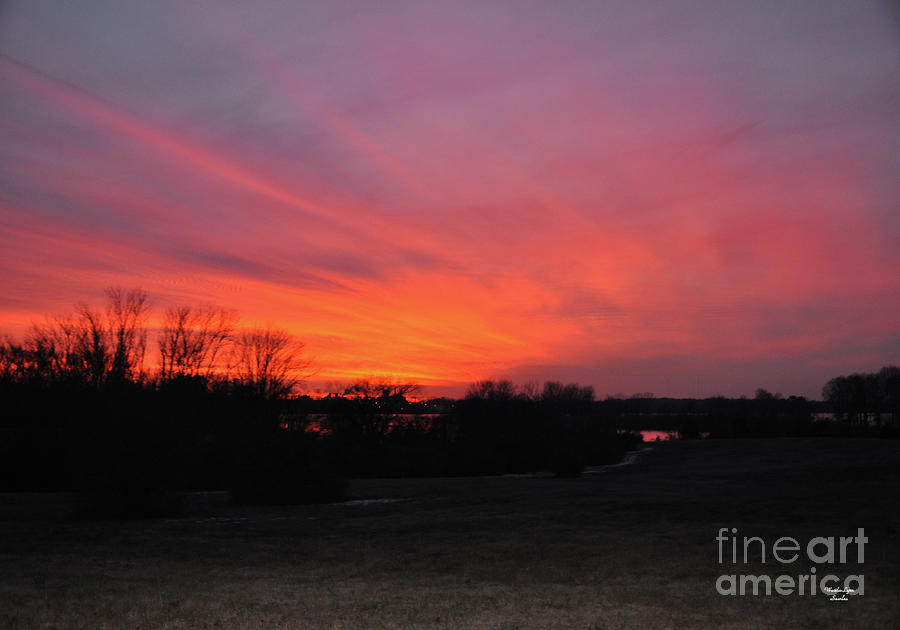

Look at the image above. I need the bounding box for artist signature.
[823,586,856,601]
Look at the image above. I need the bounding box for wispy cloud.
[1,0,898,396]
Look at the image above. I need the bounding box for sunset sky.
[1,0,898,398]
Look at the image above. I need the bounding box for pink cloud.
[1,1,897,397]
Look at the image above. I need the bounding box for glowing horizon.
[1,0,898,399]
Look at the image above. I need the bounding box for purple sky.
[1,0,898,398]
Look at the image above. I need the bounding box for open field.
[1,438,898,629]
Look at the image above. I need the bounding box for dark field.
[1,438,898,629]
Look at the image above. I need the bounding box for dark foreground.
[1,438,898,629]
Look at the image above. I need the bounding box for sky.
[1,0,898,399]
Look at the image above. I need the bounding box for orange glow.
[2,2,898,398]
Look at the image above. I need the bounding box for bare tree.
[26,308,107,385]
[105,288,151,382]
[158,305,237,379]
[465,379,516,401]
[22,288,150,385]
[25,317,74,380]
[541,381,595,404]
[233,325,312,398]
[72,304,109,385]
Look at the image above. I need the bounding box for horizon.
[2,0,899,400]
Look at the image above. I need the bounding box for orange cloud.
[1,1,898,398]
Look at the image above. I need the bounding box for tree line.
[822,366,900,427]
[0,288,897,516]
[1,288,309,396]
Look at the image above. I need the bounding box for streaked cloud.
[1,0,898,397]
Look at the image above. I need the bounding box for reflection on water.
[639,429,680,442]
[620,429,711,442]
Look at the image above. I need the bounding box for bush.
[230,434,347,505]
[76,414,189,519]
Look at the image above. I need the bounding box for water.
[627,429,711,441]
[638,429,680,442]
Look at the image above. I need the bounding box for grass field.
[1,438,898,629]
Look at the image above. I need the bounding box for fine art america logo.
[715,527,866,599]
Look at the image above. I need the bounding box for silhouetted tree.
[158,304,237,380]
[878,366,900,425]
[73,304,110,385]
[465,379,516,401]
[233,325,311,398]
[25,312,94,383]
[541,381,596,476]
[824,366,900,428]
[824,373,870,424]
[105,287,151,382]
[542,381,595,408]
[22,288,149,386]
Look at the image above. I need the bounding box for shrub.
[230,434,346,505]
